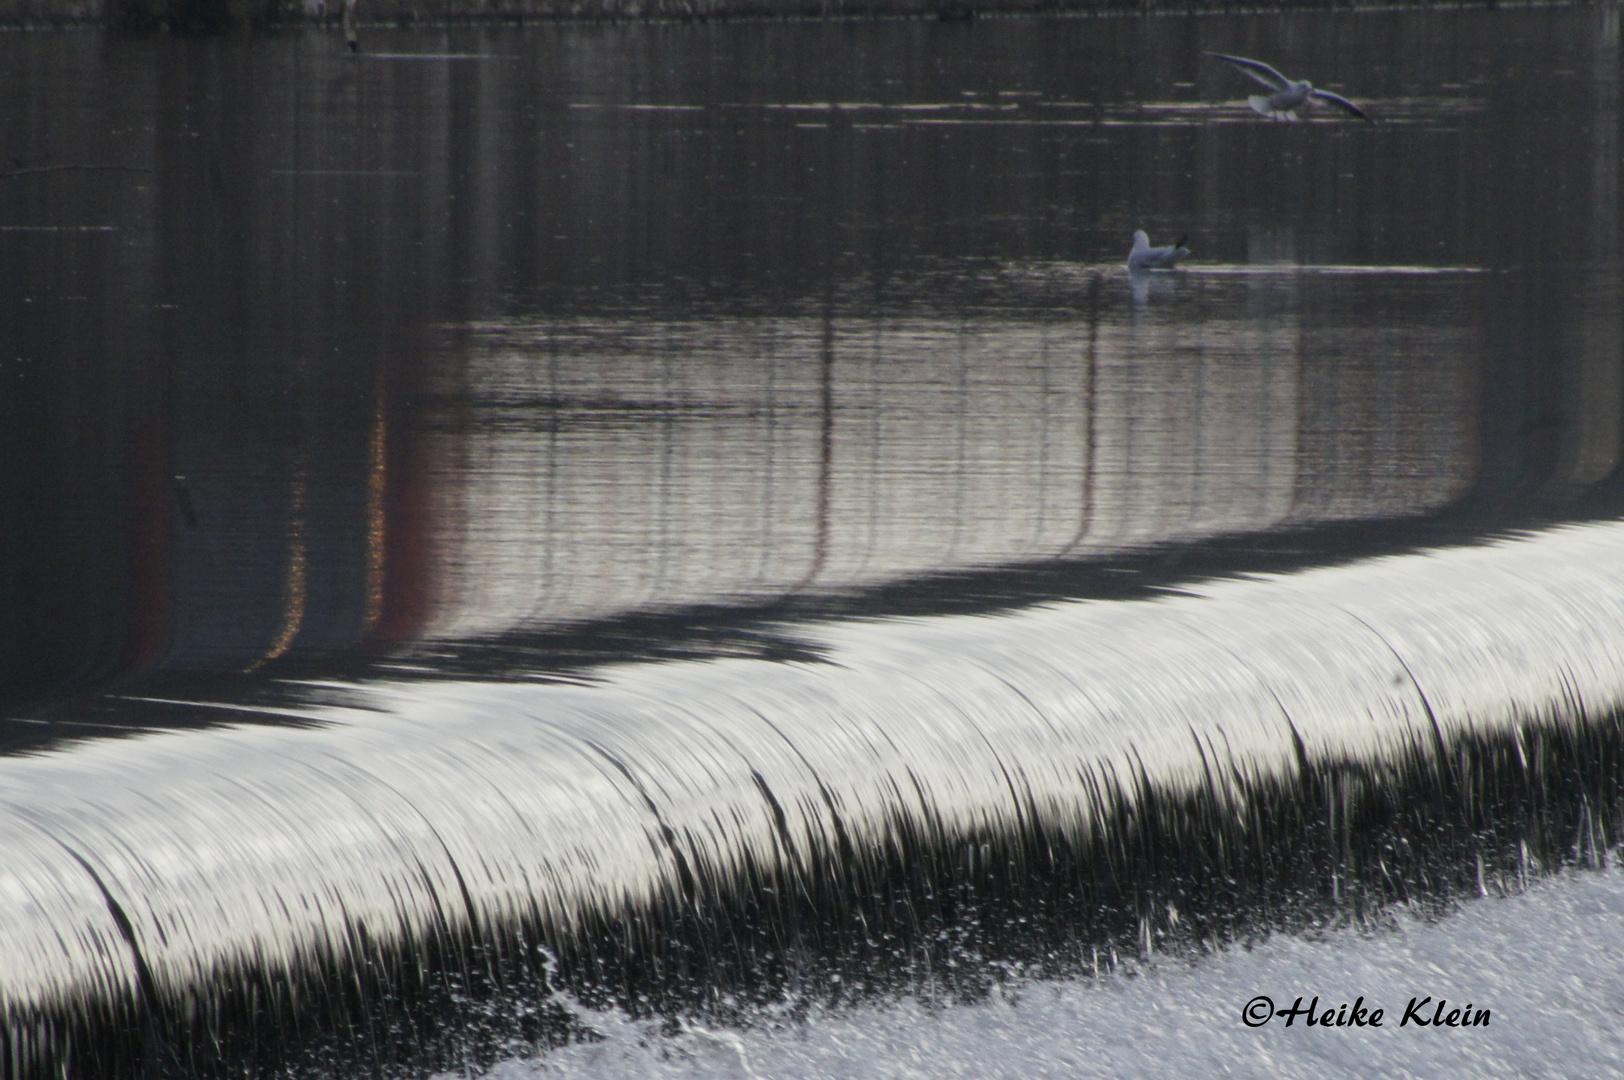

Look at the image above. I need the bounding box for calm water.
[2,7,1624,1078]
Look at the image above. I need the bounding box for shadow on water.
[15,479,1622,761]
[3,5,1624,1078]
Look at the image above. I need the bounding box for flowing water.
[3,7,1624,1078]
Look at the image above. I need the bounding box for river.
[2,7,1623,1077]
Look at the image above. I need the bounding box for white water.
[475,866,1624,1080]
[8,519,1624,1016]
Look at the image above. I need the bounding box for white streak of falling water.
[4,520,1624,1020]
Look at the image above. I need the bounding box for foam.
[478,866,1624,1079]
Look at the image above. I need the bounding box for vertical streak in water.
[127,349,173,679]
[249,45,313,671]
[860,314,884,571]
[1591,6,1621,266]
[1562,5,1624,487]
[251,467,308,671]
[1287,269,1313,524]
[951,316,970,561]
[1062,272,1101,556]
[653,328,676,598]
[1034,326,1052,542]
[797,299,835,589]
[543,323,561,603]
[763,323,785,585]
[115,53,168,683]
[363,376,388,634]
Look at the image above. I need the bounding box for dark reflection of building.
[53,282,1484,678]
[404,290,1479,642]
[3,10,1624,712]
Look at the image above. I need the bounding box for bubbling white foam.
[467,866,1624,1080]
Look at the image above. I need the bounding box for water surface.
[2,7,1623,1078]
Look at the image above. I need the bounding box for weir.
[7,512,1624,1075]
[5,7,1624,1078]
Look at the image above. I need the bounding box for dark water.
[2,8,1623,1078]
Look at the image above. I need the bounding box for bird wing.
[1206,52,1291,91]
[1309,88,1375,123]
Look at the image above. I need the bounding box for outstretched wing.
[1309,88,1375,124]
[1206,52,1291,91]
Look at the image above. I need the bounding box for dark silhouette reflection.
[0,256,1588,735]
[3,14,1622,717]
[1127,265,1171,306]
[0,265,1558,717]
[4,11,1622,722]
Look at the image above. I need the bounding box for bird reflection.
[1129,266,1178,306]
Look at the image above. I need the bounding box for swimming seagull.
[1128,230,1190,271]
[1207,52,1375,124]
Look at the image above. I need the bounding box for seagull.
[1207,52,1375,124]
[1128,230,1190,271]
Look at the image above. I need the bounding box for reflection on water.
[4,8,1620,701]
[1,5,1623,1078]
[416,271,1475,640]
[3,11,1622,700]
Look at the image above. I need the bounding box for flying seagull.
[1128,230,1190,271]
[1207,52,1375,124]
